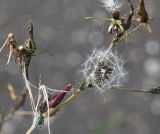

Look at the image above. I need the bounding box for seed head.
[81,48,126,93]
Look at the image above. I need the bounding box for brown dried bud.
[112,10,120,20]
[137,0,149,23]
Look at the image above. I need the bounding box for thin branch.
[85,16,111,21]
[119,24,142,41]
[0,88,28,133]
[111,86,148,93]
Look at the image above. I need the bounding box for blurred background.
[0,0,160,134]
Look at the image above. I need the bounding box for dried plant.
[133,0,152,32]
[0,0,158,134]
[85,0,134,47]
[81,48,126,93]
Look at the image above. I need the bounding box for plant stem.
[119,24,142,41]
[111,86,148,93]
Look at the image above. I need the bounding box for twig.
[85,16,111,21]
[119,24,142,41]
[42,84,158,119]
[0,88,28,133]
[111,86,148,93]
[6,84,18,102]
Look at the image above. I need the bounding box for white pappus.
[81,48,126,94]
[101,0,124,12]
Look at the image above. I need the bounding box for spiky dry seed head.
[81,48,126,93]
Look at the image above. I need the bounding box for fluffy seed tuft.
[101,0,124,12]
[81,48,126,93]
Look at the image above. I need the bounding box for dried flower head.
[0,33,18,66]
[137,0,148,22]
[81,48,126,93]
[101,0,124,12]
[135,0,152,32]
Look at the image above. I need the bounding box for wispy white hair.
[80,48,126,93]
[101,0,124,12]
